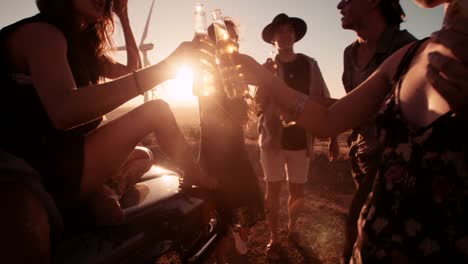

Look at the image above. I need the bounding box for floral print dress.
[352,39,468,263]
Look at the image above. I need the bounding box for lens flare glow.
[153,66,198,106]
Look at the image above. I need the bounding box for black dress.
[354,38,468,263]
[0,14,102,221]
[198,90,264,227]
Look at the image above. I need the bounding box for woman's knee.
[140,99,174,121]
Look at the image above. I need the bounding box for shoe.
[265,240,281,261]
[231,225,248,255]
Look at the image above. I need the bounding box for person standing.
[197,18,264,263]
[257,13,339,259]
[336,1,417,262]
[233,0,468,261]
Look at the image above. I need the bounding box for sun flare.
[153,66,198,106]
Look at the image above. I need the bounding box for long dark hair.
[36,0,115,85]
[378,0,406,26]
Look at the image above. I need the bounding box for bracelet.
[287,93,308,122]
[132,71,144,96]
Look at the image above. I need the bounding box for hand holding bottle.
[210,9,249,98]
[192,2,217,96]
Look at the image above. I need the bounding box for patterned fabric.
[353,39,468,263]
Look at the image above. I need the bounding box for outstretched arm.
[17,22,197,130]
[239,44,411,138]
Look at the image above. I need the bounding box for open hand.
[164,41,217,79]
[428,25,468,120]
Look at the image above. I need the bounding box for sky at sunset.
[0,0,445,107]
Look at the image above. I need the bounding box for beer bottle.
[211,9,248,98]
[193,2,215,96]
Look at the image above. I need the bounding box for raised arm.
[101,0,141,79]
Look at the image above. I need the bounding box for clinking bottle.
[211,9,248,98]
[192,2,215,97]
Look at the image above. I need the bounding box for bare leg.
[265,181,282,244]
[80,100,214,198]
[287,182,305,233]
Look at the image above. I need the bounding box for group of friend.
[1,0,467,263]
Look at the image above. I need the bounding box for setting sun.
[153,66,198,106]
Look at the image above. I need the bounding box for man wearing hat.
[256,13,338,259]
[336,0,416,263]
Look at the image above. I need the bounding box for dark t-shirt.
[280,55,310,150]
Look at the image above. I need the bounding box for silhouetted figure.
[197,18,264,264]
[256,13,338,260]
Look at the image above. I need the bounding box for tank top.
[355,38,468,263]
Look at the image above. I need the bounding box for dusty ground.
[105,106,356,264]
[155,130,355,264]
[220,137,355,264]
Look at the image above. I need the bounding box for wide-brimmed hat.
[262,13,307,44]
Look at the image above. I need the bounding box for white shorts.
[260,149,310,184]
